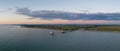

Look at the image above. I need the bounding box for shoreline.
[19,24,120,32]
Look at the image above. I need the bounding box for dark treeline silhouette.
[19,24,120,32]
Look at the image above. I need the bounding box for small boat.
[50,32,54,34]
[61,31,66,33]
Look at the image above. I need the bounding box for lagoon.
[0,25,120,51]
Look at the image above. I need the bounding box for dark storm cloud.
[15,8,120,20]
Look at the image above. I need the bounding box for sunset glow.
[0,0,120,24]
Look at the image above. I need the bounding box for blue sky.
[0,0,120,24]
[0,0,120,12]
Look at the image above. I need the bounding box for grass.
[95,26,120,31]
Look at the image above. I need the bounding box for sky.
[0,0,120,24]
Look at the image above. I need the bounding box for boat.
[61,31,66,33]
[50,32,54,34]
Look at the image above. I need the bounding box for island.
[19,24,120,32]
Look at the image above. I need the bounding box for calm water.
[0,25,120,51]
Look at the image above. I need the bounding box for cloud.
[15,8,120,20]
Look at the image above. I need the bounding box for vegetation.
[20,24,120,32]
[95,26,120,31]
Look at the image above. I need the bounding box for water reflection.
[1,25,120,51]
[50,33,55,36]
